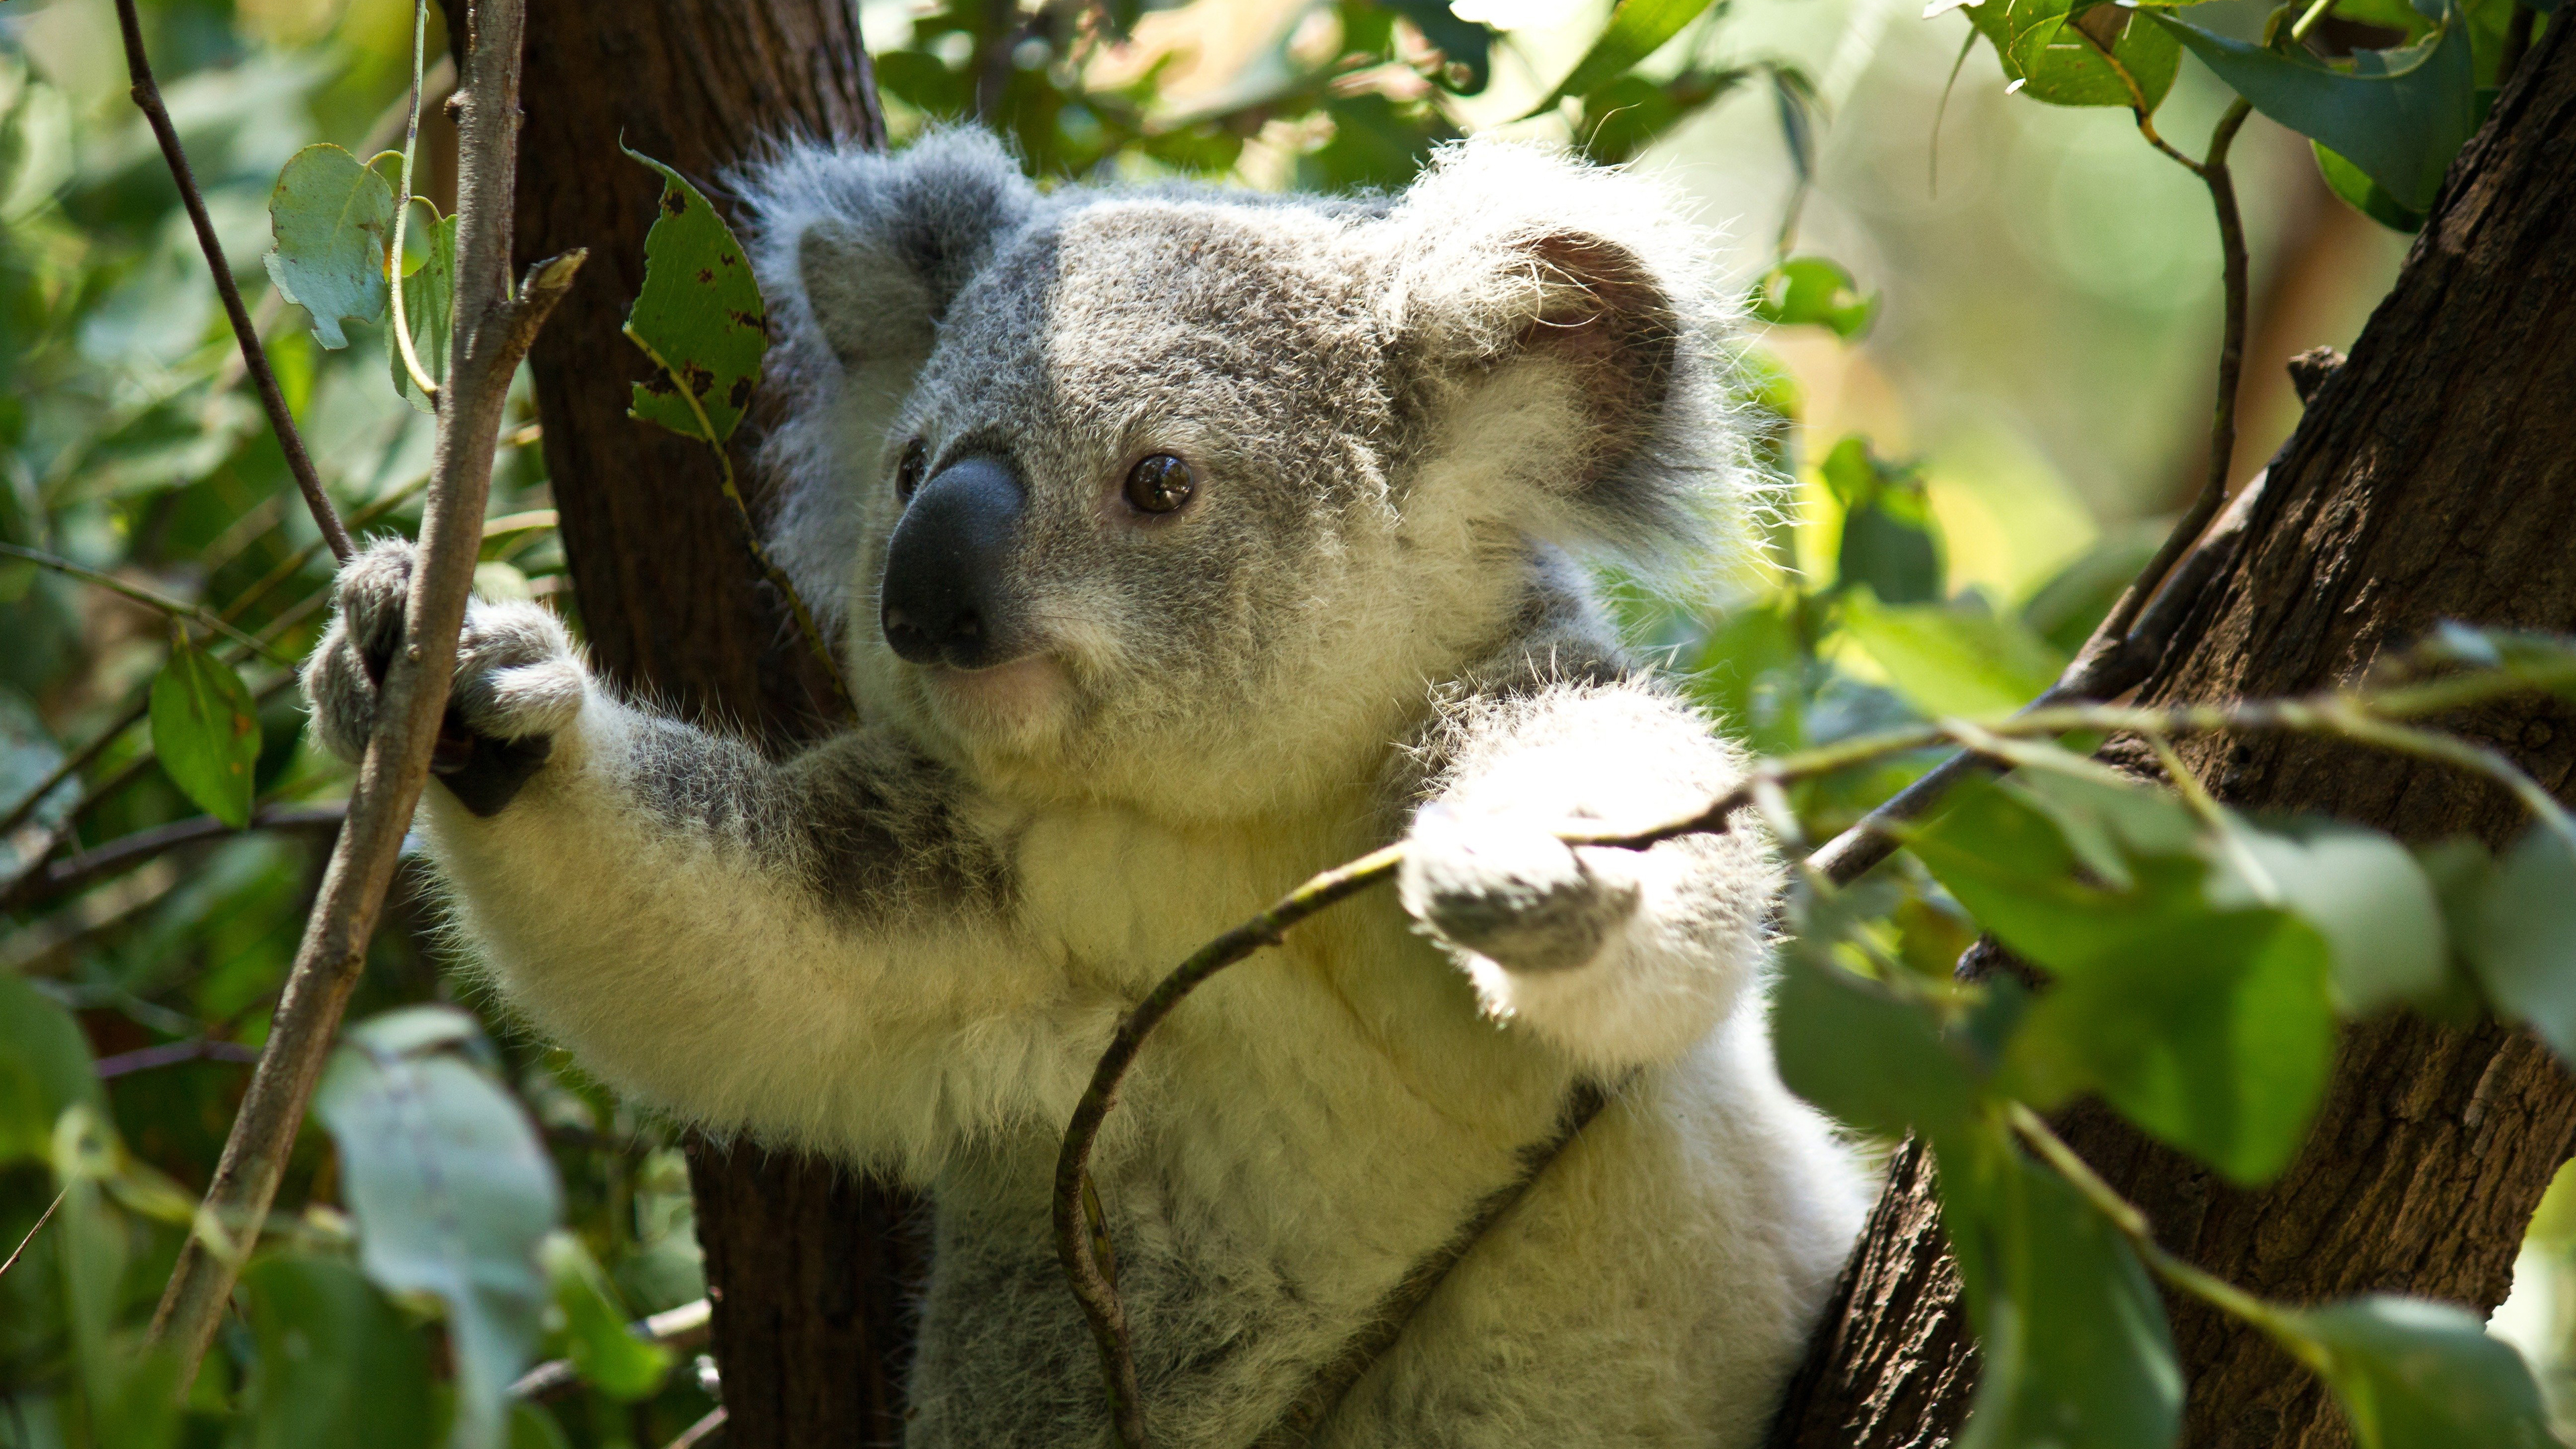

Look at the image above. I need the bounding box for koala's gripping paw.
[301,537,588,814]
[1397,804,1642,974]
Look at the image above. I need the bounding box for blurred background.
[0,0,2512,1444]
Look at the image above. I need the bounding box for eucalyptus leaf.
[2206,817,2449,1015]
[1967,0,2183,110]
[2462,825,2576,1069]
[1772,916,1986,1144]
[1842,593,2065,719]
[2284,1296,2555,1449]
[150,637,262,830]
[1527,0,1724,113]
[541,1233,672,1401]
[390,211,458,414]
[317,1006,562,1449]
[2316,142,2426,231]
[238,1255,438,1449]
[1752,256,1879,339]
[264,142,394,350]
[1822,437,1942,605]
[2152,11,2475,212]
[1942,1128,2183,1449]
[0,971,101,1165]
[621,148,768,446]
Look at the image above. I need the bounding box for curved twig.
[19,802,346,906]
[1053,650,2576,1446]
[111,0,352,566]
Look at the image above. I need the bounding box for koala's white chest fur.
[295,129,1872,1447]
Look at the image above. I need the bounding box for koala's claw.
[301,536,588,816]
[1397,804,1642,974]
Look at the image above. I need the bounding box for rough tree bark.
[502,7,922,1446]
[1770,19,2576,1449]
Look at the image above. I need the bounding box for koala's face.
[746,133,1737,816]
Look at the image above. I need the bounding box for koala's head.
[741,130,1748,817]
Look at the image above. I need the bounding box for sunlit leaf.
[390,210,458,414]
[621,148,768,446]
[239,1255,438,1449]
[1752,256,1879,340]
[264,142,395,350]
[1527,0,1725,113]
[2284,1296,2555,1449]
[1943,1128,2183,1449]
[317,1007,562,1449]
[150,636,262,830]
[541,1232,672,1401]
[2208,816,2449,1015]
[1577,68,1750,164]
[2462,825,2576,1069]
[2002,908,2335,1185]
[1843,593,2065,719]
[1966,0,2183,110]
[1822,436,1943,605]
[0,973,102,1164]
[2152,10,2475,211]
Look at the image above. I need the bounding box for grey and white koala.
[304,131,1866,1447]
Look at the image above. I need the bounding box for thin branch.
[111,0,353,566]
[2096,95,2256,649]
[665,1407,727,1449]
[149,0,581,1379]
[511,1298,714,1401]
[15,803,347,908]
[0,543,288,664]
[0,1192,64,1281]
[1052,649,2576,1445]
[95,1038,263,1079]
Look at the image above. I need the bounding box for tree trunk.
[1771,20,2576,1449]
[504,7,922,1446]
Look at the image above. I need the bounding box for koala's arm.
[1396,680,1776,1073]
[303,542,1097,1167]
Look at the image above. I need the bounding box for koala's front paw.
[1397,804,1642,973]
[301,537,588,816]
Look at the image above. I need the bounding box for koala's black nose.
[880,455,1025,669]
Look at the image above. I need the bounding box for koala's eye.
[1123,454,1194,515]
[895,439,928,502]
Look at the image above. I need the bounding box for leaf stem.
[109,0,353,566]
[388,0,441,400]
[626,331,855,714]
[0,543,286,663]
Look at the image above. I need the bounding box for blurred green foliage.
[0,0,2566,1446]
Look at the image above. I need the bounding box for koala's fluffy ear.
[1376,143,1749,572]
[741,127,1034,378]
[734,130,1036,631]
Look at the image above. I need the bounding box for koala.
[305,131,1867,1448]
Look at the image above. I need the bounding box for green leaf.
[541,1234,672,1401]
[2002,908,2336,1185]
[621,148,769,446]
[1295,92,1462,193]
[390,211,458,414]
[2208,817,2449,1015]
[317,1006,563,1449]
[2285,1296,2555,1449]
[1966,0,2183,110]
[1527,0,1723,113]
[1843,593,2067,719]
[150,637,262,830]
[1751,256,1879,339]
[1772,915,1986,1144]
[264,142,395,350]
[2411,623,2576,702]
[1941,1128,2183,1449]
[2152,11,2476,212]
[2316,142,2426,231]
[1822,436,1943,605]
[1690,596,1806,755]
[0,972,103,1164]
[238,1256,437,1449]
[2462,825,2576,1069]
[1577,68,1750,164]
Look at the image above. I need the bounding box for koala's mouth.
[916,653,1071,735]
